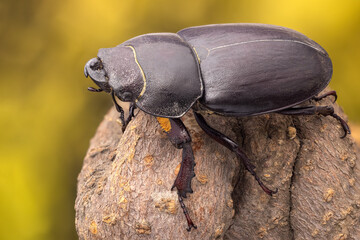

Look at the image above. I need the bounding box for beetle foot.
[330,113,351,138]
[248,166,278,196]
[258,180,278,196]
[177,194,197,231]
[237,148,278,196]
[312,90,337,103]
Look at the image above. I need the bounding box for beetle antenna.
[88,87,103,92]
[111,91,126,130]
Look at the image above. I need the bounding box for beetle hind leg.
[194,112,278,196]
[277,105,351,138]
[312,90,337,103]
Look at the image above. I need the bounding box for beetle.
[84,23,350,231]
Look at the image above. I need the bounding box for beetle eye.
[118,92,133,102]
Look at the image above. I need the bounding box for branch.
[75,91,360,239]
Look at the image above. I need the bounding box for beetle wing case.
[178,24,333,116]
[122,33,203,118]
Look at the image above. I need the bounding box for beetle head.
[84,57,111,93]
[85,46,144,102]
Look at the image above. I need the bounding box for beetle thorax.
[98,46,144,102]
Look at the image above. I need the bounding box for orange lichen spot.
[102,214,116,225]
[349,178,355,187]
[324,188,335,202]
[156,117,171,132]
[196,173,208,184]
[336,233,348,240]
[287,126,297,139]
[340,154,348,161]
[119,196,128,210]
[227,199,233,208]
[322,211,334,224]
[311,229,319,237]
[154,198,177,214]
[320,123,327,132]
[89,221,98,234]
[214,223,225,238]
[119,178,131,191]
[263,173,271,178]
[257,226,267,238]
[157,179,163,185]
[144,154,154,167]
[348,157,356,168]
[123,182,131,192]
[135,220,151,235]
[174,163,181,175]
[340,206,353,219]
[272,216,281,225]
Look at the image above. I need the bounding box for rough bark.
[75,93,360,240]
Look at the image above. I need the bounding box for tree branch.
[75,91,360,239]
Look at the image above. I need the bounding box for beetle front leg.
[193,112,278,196]
[111,91,126,131]
[111,91,137,132]
[123,103,136,130]
[156,117,197,231]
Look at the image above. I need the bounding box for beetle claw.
[312,90,337,103]
[330,113,351,138]
[178,194,197,232]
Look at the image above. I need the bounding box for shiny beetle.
[84,23,350,231]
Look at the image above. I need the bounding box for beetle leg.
[178,192,197,231]
[156,117,197,231]
[111,91,125,130]
[123,103,136,130]
[193,112,278,196]
[312,90,337,103]
[277,105,350,138]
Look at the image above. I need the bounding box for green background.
[1,1,359,239]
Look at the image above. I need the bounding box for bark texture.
[75,94,360,240]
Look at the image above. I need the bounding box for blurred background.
[0,0,359,239]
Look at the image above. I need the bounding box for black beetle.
[84,23,350,231]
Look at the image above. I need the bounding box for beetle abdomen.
[178,24,332,116]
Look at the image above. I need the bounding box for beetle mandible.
[84,23,351,231]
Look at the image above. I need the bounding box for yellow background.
[1,1,359,239]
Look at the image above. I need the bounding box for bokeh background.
[1,0,359,239]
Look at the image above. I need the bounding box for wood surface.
[75,94,360,240]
